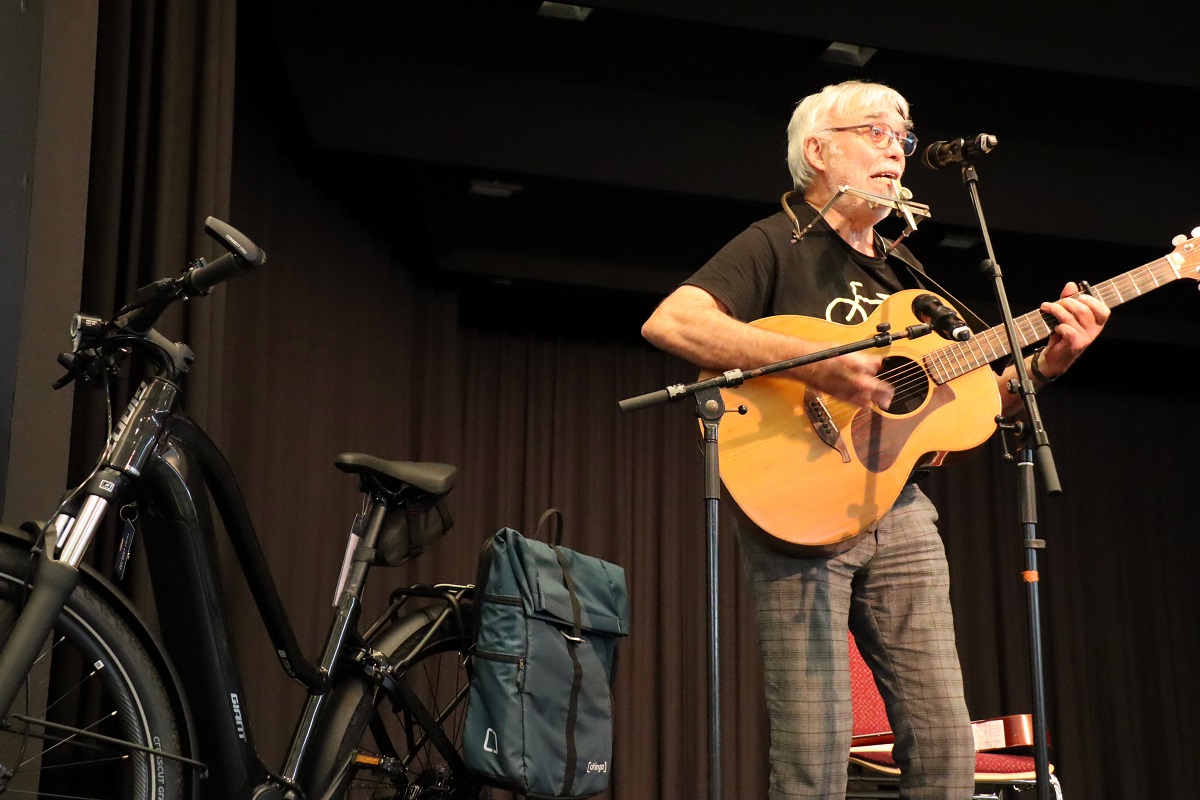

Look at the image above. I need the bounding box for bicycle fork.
[0,378,176,720]
[0,545,82,718]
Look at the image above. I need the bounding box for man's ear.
[804,135,828,177]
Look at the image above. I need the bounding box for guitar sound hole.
[879,355,928,415]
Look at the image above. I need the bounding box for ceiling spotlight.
[820,41,877,67]
[468,179,523,199]
[536,2,593,21]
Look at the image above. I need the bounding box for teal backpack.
[465,510,630,798]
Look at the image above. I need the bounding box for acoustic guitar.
[702,233,1200,550]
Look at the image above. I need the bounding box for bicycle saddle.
[334,453,458,496]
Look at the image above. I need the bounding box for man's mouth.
[870,171,901,185]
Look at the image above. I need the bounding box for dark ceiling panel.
[248,0,1200,346]
[581,0,1200,89]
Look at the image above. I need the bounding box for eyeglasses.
[823,123,918,157]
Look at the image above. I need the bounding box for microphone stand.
[618,320,936,800]
[958,160,1057,800]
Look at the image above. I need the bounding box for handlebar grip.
[183,251,252,294]
[183,217,268,293]
[204,216,266,266]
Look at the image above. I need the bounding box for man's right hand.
[800,352,894,411]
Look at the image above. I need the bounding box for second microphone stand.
[958,159,1058,800]
[618,318,937,800]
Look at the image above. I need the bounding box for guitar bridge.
[804,388,851,463]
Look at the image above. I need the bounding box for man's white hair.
[786,80,911,191]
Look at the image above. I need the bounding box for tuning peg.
[1172,234,1187,246]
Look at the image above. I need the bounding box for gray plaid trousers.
[738,484,976,800]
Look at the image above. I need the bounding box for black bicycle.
[0,218,481,800]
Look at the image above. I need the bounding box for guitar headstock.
[1169,227,1200,282]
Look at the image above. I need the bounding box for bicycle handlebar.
[119,216,266,332]
[57,216,267,387]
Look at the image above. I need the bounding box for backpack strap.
[534,507,564,546]
[552,543,584,796]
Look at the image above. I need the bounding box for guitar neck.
[924,253,1182,383]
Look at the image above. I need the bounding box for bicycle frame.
[0,369,471,799]
[147,406,473,796]
[138,405,323,798]
[0,219,476,800]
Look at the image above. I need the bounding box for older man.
[641,80,1108,799]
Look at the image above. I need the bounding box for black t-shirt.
[685,201,927,325]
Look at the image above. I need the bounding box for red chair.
[845,633,1062,799]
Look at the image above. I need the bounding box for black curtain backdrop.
[72,0,238,663]
[78,0,236,473]
[69,2,1200,798]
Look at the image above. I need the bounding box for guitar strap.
[780,190,991,332]
[877,234,991,332]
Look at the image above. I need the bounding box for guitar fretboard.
[924,255,1181,384]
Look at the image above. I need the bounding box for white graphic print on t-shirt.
[825,281,890,324]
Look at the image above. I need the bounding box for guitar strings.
[819,283,1146,421]
[758,253,1181,430]
[823,360,932,420]
[814,297,1060,421]
[812,315,1044,423]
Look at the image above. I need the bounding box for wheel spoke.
[40,665,101,719]
[0,544,184,800]
[20,710,118,766]
[24,752,131,771]
[2,789,133,800]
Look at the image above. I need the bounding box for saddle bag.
[465,510,629,799]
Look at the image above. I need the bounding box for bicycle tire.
[301,603,482,800]
[0,540,187,800]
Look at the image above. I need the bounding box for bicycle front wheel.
[0,540,187,800]
[302,602,481,800]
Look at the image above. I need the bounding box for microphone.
[912,294,971,342]
[920,134,998,170]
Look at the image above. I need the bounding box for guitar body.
[703,289,1001,550]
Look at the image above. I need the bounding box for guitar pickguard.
[853,381,956,473]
